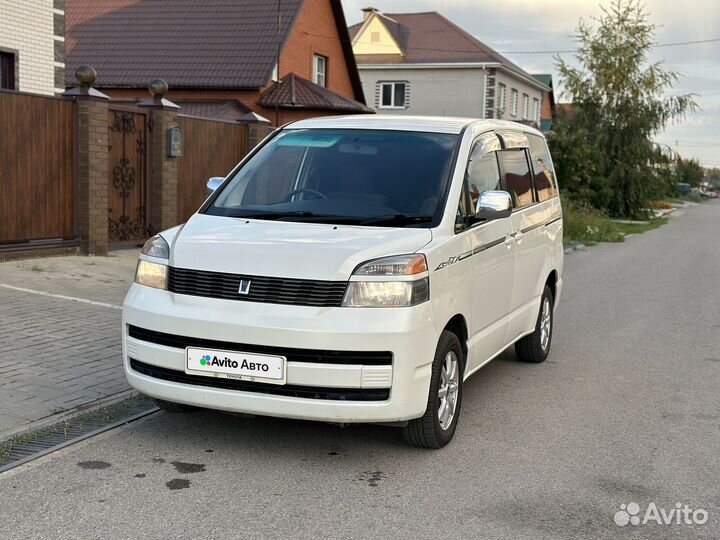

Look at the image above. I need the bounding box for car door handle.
[514,231,525,244]
[504,235,514,249]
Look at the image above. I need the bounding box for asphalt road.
[2,201,719,540]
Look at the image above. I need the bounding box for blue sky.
[341,0,720,168]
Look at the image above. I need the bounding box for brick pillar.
[139,79,180,233]
[64,66,110,255]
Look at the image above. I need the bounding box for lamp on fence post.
[138,78,181,233]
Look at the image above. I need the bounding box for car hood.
[168,214,432,281]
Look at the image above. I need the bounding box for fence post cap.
[149,78,169,99]
[63,65,109,99]
[138,78,179,110]
[76,65,97,86]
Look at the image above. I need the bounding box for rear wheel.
[515,285,554,363]
[402,330,464,449]
[152,398,197,413]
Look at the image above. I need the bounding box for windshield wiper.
[235,211,321,220]
[358,214,434,226]
[239,211,361,223]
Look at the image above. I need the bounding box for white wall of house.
[0,0,64,96]
[493,69,544,124]
[358,67,487,118]
[358,65,545,124]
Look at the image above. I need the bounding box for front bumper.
[122,284,438,423]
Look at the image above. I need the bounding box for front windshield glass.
[205,129,458,227]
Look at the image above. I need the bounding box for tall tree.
[675,157,704,188]
[554,0,696,217]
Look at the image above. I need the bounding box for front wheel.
[402,330,464,449]
[515,285,554,363]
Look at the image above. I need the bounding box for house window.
[380,82,407,108]
[0,51,16,90]
[510,89,518,117]
[533,98,540,124]
[497,84,506,115]
[371,31,380,43]
[522,94,529,120]
[313,54,327,87]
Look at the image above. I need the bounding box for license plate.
[185,347,286,385]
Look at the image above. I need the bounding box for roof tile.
[66,0,304,88]
[258,73,373,113]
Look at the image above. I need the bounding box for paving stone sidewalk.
[0,250,139,438]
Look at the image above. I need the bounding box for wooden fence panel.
[177,116,248,222]
[0,91,75,244]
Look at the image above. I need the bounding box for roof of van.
[287,115,543,136]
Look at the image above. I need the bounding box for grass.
[563,200,668,245]
[613,218,668,236]
[0,431,41,459]
[667,193,704,204]
[0,394,153,462]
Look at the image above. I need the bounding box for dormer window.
[313,54,327,87]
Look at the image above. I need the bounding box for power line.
[338,31,720,56]
[496,37,720,55]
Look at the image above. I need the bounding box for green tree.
[553,0,697,217]
[675,157,704,188]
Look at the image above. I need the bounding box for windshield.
[204,129,458,227]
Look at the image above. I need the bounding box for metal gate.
[107,106,152,246]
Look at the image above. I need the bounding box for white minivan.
[123,116,563,448]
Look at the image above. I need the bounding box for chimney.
[362,7,379,21]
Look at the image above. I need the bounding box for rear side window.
[527,134,558,202]
[499,149,534,209]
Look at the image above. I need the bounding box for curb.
[0,388,139,442]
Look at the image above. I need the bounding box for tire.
[152,398,197,413]
[515,285,554,363]
[402,330,464,449]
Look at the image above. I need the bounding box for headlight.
[134,260,168,290]
[141,235,170,259]
[342,254,429,307]
[136,234,169,289]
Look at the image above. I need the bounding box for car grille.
[167,266,348,307]
[127,326,393,366]
[129,359,390,402]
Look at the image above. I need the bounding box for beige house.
[349,8,548,125]
[0,0,66,95]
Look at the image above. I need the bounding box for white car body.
[123,115,563,427]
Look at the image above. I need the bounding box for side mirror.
[206,177,224,198]
[475,190,512,221]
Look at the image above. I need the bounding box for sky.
[341,0,720,168]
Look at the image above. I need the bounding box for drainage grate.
[0,394,159,472]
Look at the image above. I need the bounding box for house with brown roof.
[532,74,556,132]
[348,8,548,126]
[65,0,372,124]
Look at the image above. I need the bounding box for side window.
[457,143,501,227]
[499,149,534,209]
[527,134,558,202]
[466,152,502,214]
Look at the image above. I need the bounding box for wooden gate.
[107,106,151,246]
[0,90,76,248]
